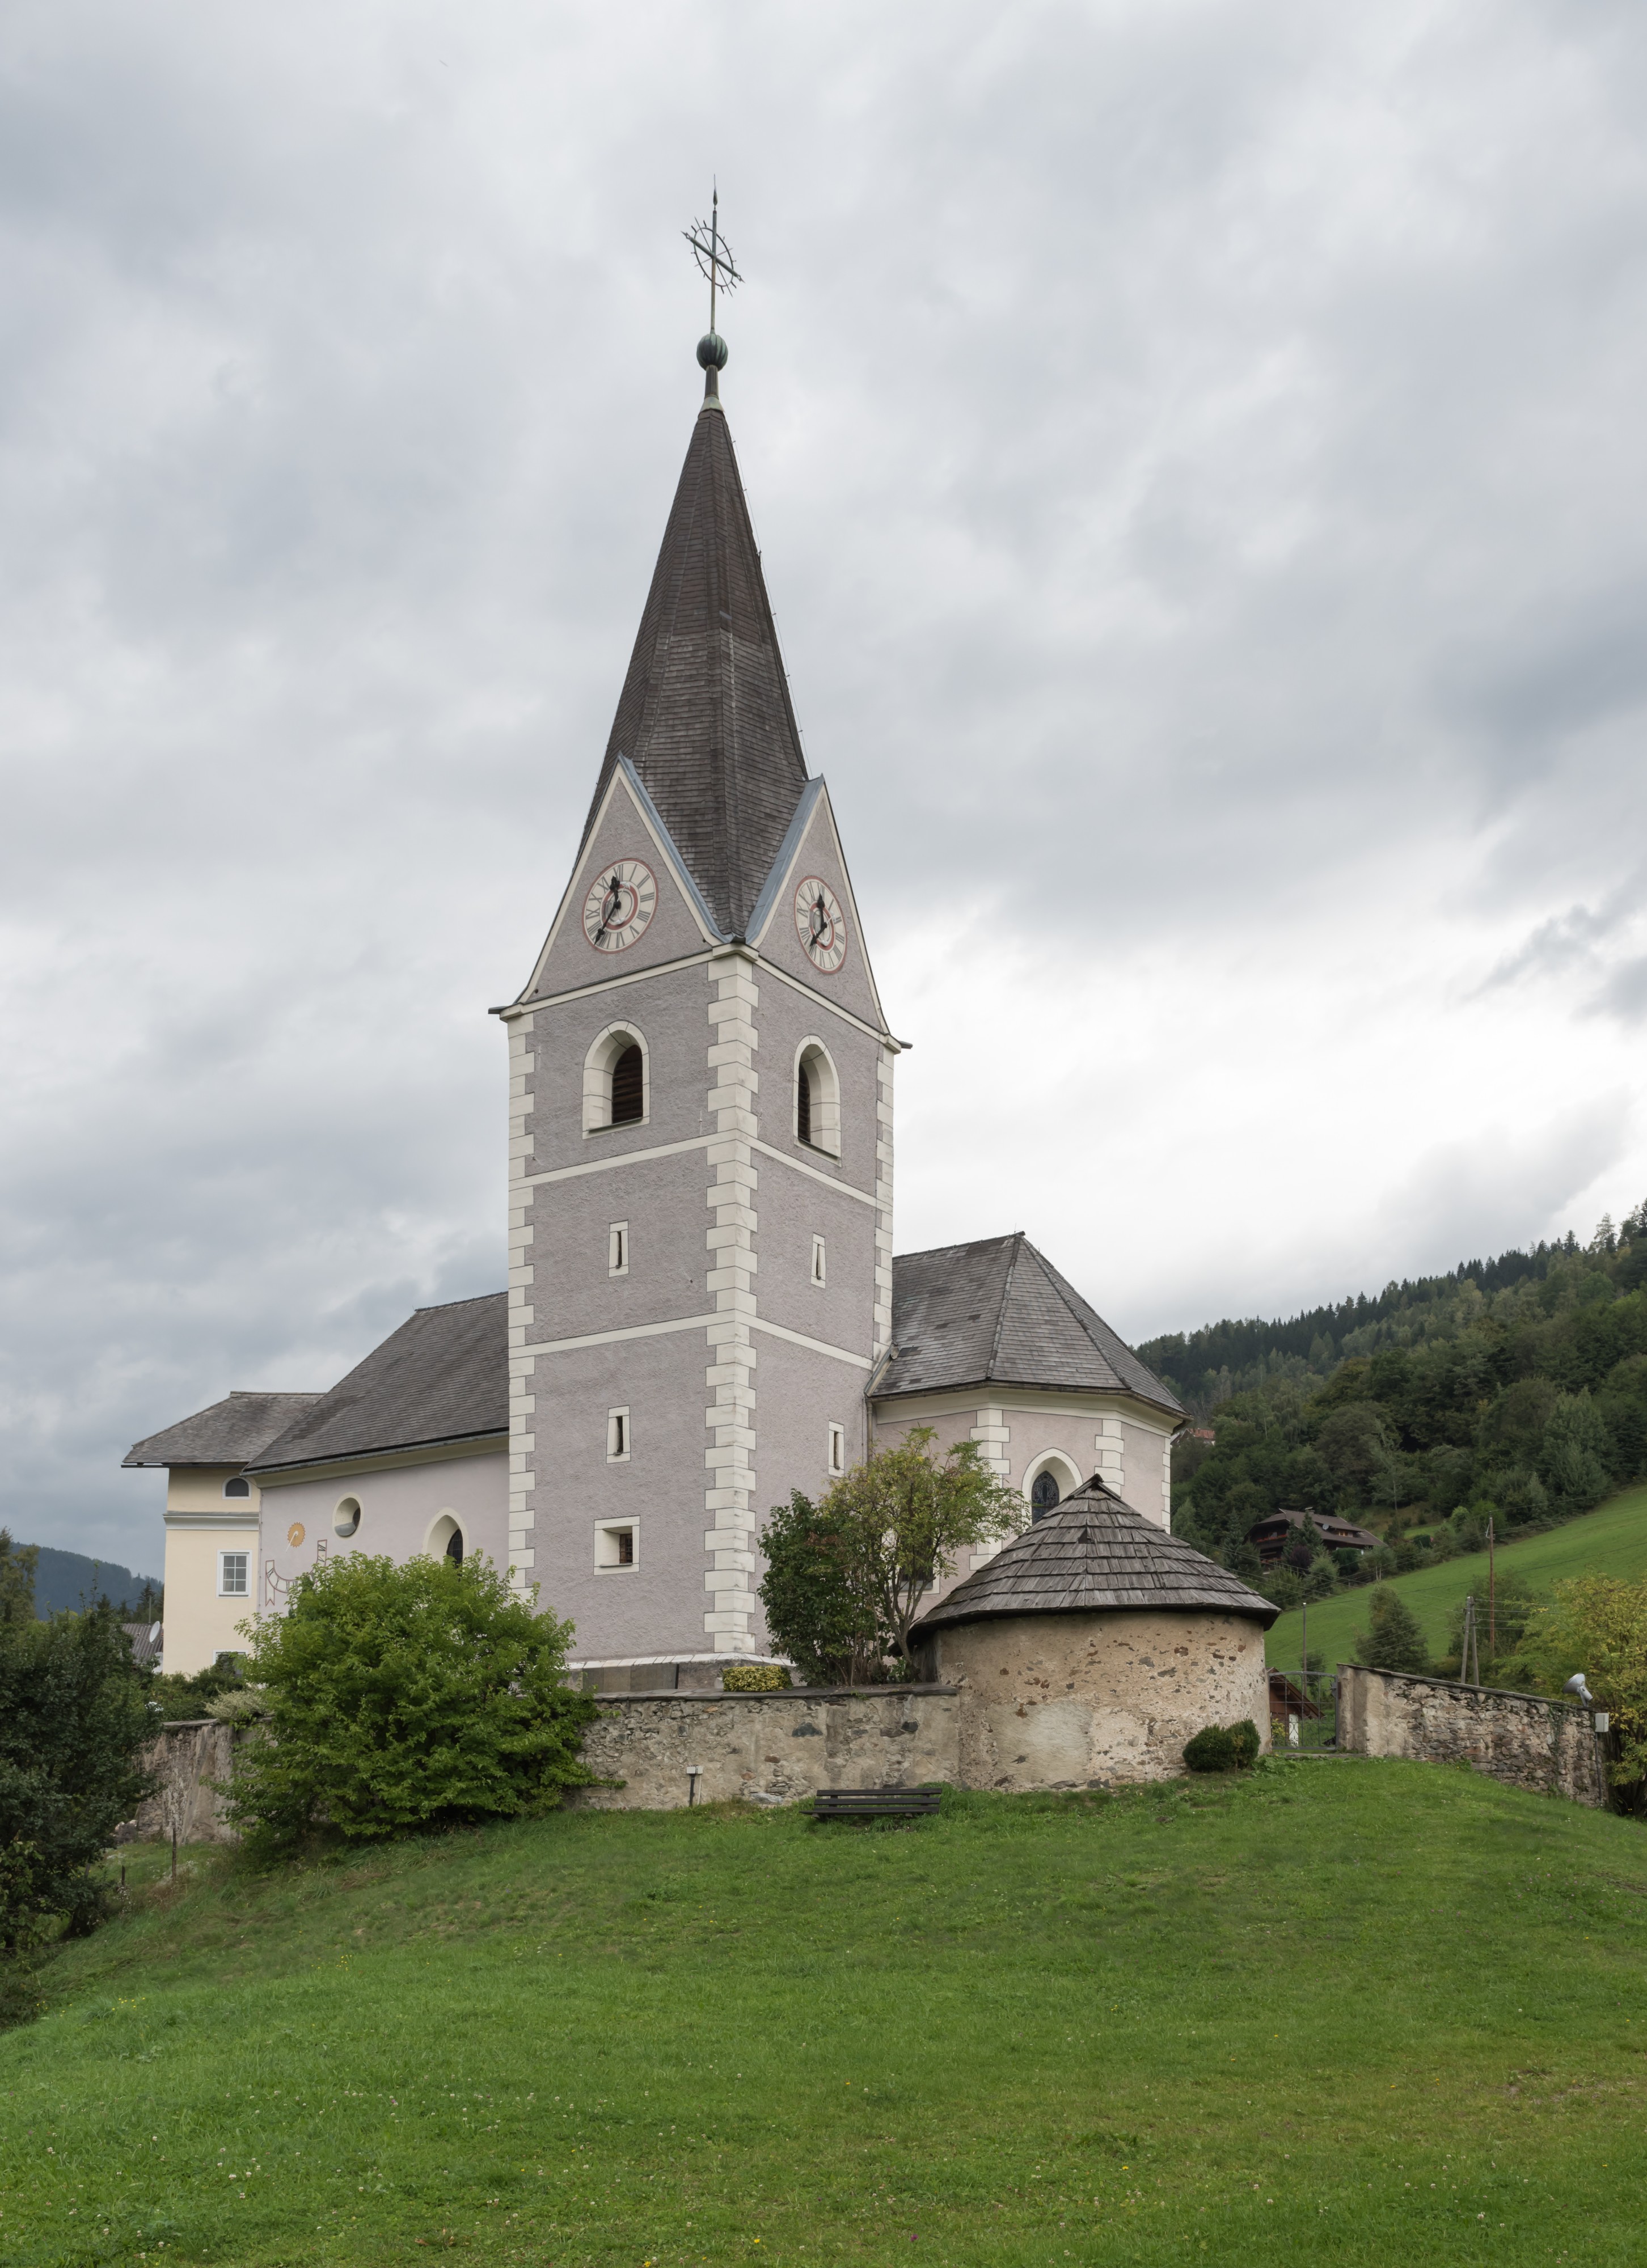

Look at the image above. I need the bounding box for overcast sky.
[3,0,1644,1575]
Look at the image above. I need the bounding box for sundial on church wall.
[582,859,657,953]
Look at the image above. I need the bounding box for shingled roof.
[911,1478,1277,1635]
[576,387,810,940]
[123,1390,326,1469]
[877,1234,1183,1416]
[251,1292,508,1474]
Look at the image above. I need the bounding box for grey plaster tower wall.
[499,362,901,1674]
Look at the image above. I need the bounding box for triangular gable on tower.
[577,388,810,941]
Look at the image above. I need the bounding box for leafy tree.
[1353,1586,1429,1674]
[1521,1575,1647,1804]
[1538,1393,1612,1516]
[225,1553,597,1852]
[782,1429,1021,1677]
[0,1530,39,1628]
[757,1490,882,1685]
[1312,1402,1391,1502]
[0,1603,155,1954]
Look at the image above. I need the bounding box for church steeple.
[577,344,810,940]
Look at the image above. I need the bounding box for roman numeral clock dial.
[794,877,847,974]
[582,860,657,953]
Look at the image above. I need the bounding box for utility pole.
[1488,1517,1496,1660]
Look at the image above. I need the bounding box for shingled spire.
[578,361,810,940]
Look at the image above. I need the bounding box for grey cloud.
[2,1,1647,1564]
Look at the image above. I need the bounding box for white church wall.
[253,1446,509,1615]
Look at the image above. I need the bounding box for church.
[126,318,1185,1684]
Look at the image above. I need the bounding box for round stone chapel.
[910,1478,1279,1788]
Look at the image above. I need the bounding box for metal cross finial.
[684,183,742,338]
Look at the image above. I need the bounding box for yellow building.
[122,1390,323,1676]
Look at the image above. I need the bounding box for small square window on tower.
[607,1407,630,1462]
[609,1221,628,1277]
[811,1235,826,1287]
[595,1520,638,1569]
[218,1551,248,1597]
[827,1423,845,1476]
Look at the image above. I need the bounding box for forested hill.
[1135,1211,1647,1417]
[1142,1204,1647,1610]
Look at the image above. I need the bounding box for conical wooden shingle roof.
[911,1478,1277,1635]
[578,391,810,939]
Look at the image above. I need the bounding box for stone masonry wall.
[926,1610,1272,1790]
[1337,1664,1607,1808]
[129,1719,240,1845]
[573,1686,961,1810]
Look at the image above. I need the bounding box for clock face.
[582,859,657,953]
[794,876,847,974]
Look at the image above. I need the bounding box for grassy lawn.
[3,1762,1646,2266]
[1268,1479,1647,1674]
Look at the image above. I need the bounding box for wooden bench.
[809,1787,942,1821]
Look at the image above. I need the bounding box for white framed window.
[827,1423,845,1476]
[596,1520,638,1569]
[793,1038,841,1157]
[583,1024,649,1133]
[810,1234,826,1287]
[218,1551,249,1598]
[607,1407,630,1462]
[609,1221,628,1277]
[425,1511,464,1565]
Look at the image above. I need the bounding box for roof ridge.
[412,1289,508,1314]
[985,1231,1024,1382]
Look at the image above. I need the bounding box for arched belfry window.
[610,1045,643,1125]
[1030,1471,1061,1521]
[223,1476,251,1500]
[584,1025,649,1133]
[794,1040,841,1157]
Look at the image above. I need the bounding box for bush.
[1353,1585,1430,1674]
[225,1553,598,1852]
[721,1664,792,1692]
[1183,1721,1260,1772]
[0,1602,155,1956]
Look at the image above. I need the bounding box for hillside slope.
[1267,1478,1647,1671]
[5,1766,1646,2266]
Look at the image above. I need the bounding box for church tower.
[498,322,899,1683]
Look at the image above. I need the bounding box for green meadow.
[1267,1479,1647,1674]
[3,1760,1645,2267]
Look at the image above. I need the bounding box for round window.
[333,1496,361,1538]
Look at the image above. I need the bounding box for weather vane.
[683,184,741,384]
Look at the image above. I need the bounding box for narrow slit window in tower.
[796,1060,812,1145]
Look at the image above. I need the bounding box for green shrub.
[1183,1727,1236,1772]
[225,1553,598,1852]
[1227,1719,1262,1767]
[721,1664,792,1692]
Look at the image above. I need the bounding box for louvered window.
[796,1061,812,1145]
[610,1044,644,1125]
